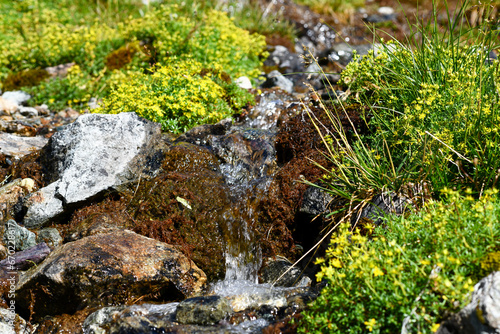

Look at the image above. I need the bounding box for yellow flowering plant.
[339,0,500,195]
[0,0,267,115]
[95,59,254,133]
[299,189,500,333]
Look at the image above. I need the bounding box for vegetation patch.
[0,0,267,129]
[299,189,500,333]
[95,60,254,133]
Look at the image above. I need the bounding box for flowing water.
[206,93,298,332]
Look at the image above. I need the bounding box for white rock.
[21,112,162,227]
[0,133,49,158]
[235,76,253,89]
[378,6,395,15]
[1,90,31,105]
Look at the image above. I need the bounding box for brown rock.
[0,178,35,221]
[15,230,206,320]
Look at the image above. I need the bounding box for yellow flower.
[364,318,377,332]
[431,323,441,332]
[331,258,343,268]
[373,267,384,277]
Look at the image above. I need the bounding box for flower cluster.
[339,35,500,193]
[95,60,253,133]
[300,189,500,333]
[0,1,266,115]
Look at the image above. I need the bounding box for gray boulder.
[36,227,62,249]
[437,271,500,334]
[21,112,163,228]
[2,219,36,251]
[0,133,48,158]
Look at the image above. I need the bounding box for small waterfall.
[223,205,262,282]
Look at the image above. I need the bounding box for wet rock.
[175,120,230,147]
[228,291,285,313]
[0,133,48,158]
[130,142,229,281]
[176,296,232,325]
[262,70,294,93]
[2,219,36,252]
[259,257,309,287]
[210,281,288,313]
[436,271,500,334]
[15,230,206,319]
[21,112,163,227]
[83,302,258,334]
[209,128,278,185]
[35,228,62,249]
[285,291,317,314]
[0,242,51,271]
[84,303,178,334]
[0,307,30,334]
[299,185,335,217]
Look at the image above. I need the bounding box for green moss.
[2,68,50,91]
[480,251,500,276]
[105,42,140,71]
